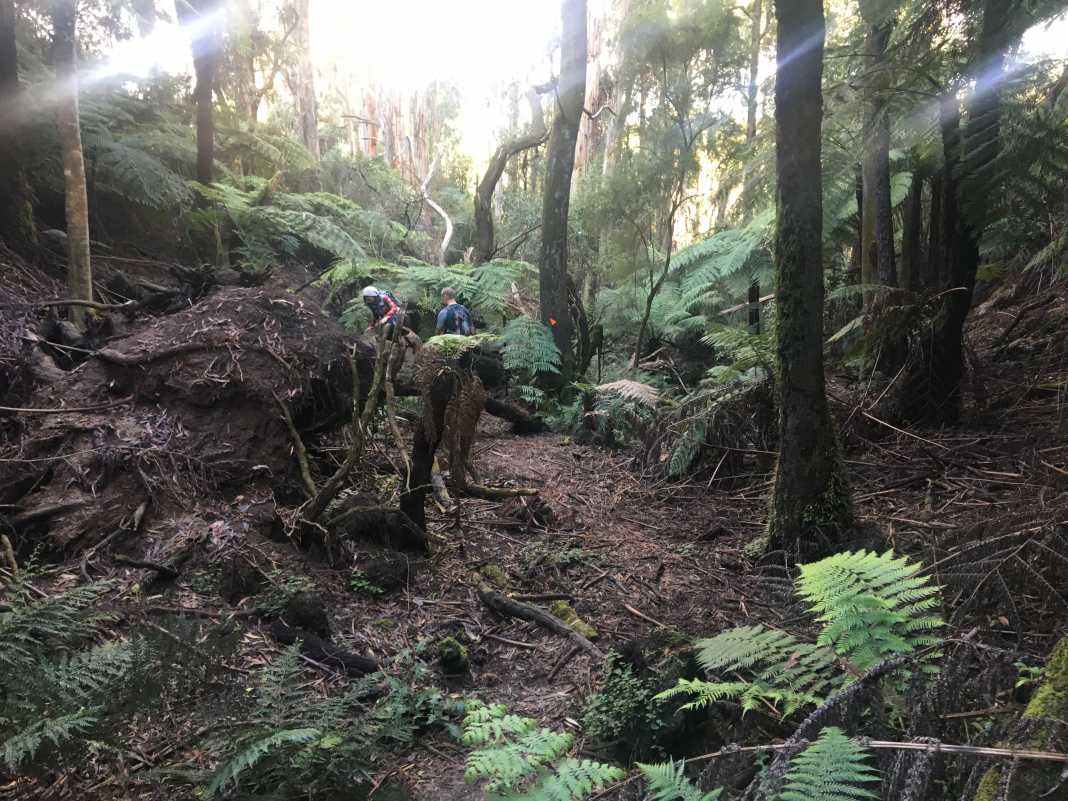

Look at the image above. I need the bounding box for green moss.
[373,618,398,629]
[480,563,510,589]
[425,333,496,356]
[550,601,598,639]
[437,636,469,674]
[972,770,999,801]
[1023,637,1068,720]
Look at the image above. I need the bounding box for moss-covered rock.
[973,636,1068,801]
[550,601,598,639]
[480,563,510,589]
[437,636,469,674]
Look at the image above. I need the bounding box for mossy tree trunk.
[765,0,853,556]
[0,0,36,254]
[539,0,587,380]
[51,0,92,330]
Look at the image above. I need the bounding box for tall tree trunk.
[900,167,924,292]
[904,0,1009,424]
[859,0,896,314]
[0,0,35,253]
[473,89,547,265]
[51,0,92,329]
[744,0,766,333]
[292,0,319,159]
[178,0,222,184]
[539,0,587,379]
[926,171,943,288]
[765,0,853,556]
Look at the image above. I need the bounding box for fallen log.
[484,397,546,434]
[269,621,379,675]
[479,589,604,659]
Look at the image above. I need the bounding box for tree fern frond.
[779,727,879,801]
[595,380,661,406]
[501,317,562,377]
[797,550,943,671]
[637,759,722,801]
[1,710,100,771]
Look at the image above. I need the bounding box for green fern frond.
[463,702,539,747]
[595,379,661,406]
[521,758,625,801]
[501,317,562,378]
[637,759,722,801]
[1,709,100,771]
[797,550,943,671]
[779,727,879,801]
[466,728,573,792]
[205,727,322,797]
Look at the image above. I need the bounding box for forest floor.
[2,254,1066,801]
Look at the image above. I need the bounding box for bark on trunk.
[766,0,852,556]
[926,172,943,288]
[900,168,924,293]
[177,0,222,184]
[473,89,547,265]
[51,0,92,330]
[0,0,35,253]
[539,0,587,380]
[904,0,1009,424]
[860,3,897,300]
[292,0,319,159]
[744,0,767,332]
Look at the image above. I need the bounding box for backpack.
[443,303,473,335]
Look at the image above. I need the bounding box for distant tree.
[176,0,223,183]
[539,0,587,379]
[0,0,36,253]
[766,0,853,555]
[472,87,547,266]
[289,0,319,159]
[51,0,92,328]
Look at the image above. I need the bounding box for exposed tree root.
[269,621,379,675]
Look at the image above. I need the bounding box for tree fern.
[778,727,879,801]
[501,316,562,377]
[637,759,722,801]
[797,550,943,671]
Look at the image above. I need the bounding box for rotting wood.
[479,588,604,659]
[269,620,379,675]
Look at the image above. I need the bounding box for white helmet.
[361,286,378,298]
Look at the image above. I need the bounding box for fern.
[659,551,944,720]
[462,702,623,801]
[501,316,562,377]
[779,727,879,801]
[659,626,840,717]
[797,550,943,671]
[638,759,722,801]
[595,379,661,406]
[205,727,322,797]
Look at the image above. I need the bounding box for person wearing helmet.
[361,286,401,336]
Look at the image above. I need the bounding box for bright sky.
[95,2,1067,164]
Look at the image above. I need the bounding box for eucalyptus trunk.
[52,0,92,329]
[292,0,319,159]
[766,0,853,557]
[539,0,587,379]
[177,0,222,184]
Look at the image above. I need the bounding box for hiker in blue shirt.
[435,287,475,336]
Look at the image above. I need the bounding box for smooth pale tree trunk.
[0,0,35,253]
[292,0,319,159]
[51,0,92,328]
[765,0,853,556]
[473,90,547,265]
[539,0,587,379]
